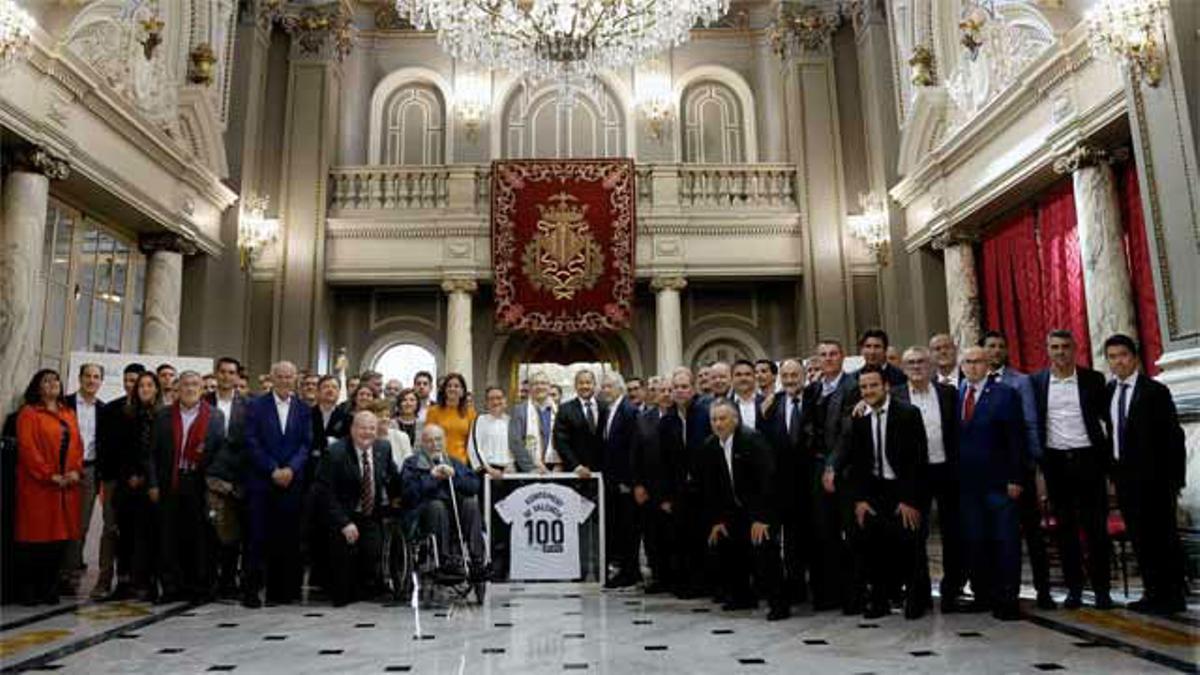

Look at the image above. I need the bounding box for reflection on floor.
[1,582,1196,674]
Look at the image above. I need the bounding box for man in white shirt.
[62,363,105,592]
[205,357,249,599]
[929,333,963,388]
[730,360,762,430]
[413,371,437,424]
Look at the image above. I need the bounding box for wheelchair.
[379,494,487,606]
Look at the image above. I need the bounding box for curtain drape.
[1037,181,1092,366]
[1116,162,1163,375]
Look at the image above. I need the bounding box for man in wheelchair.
[400,425,487,583]
[315,410,403,607]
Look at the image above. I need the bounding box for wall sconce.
[636,66,673,143]
[1085,0,1168,88]
[139,13,164,60]
[0,0,34,71]
[188,42,216,85]
[238,192,279,270]
[456,74,489,142]
[847,191,891,265]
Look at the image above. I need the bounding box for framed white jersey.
[494,482,596,581]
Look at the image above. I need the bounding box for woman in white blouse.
[468,386,535,477]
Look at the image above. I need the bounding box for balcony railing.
[328,163,799,213]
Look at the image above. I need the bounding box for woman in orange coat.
[422,373,476,465]
[15,369,84,605]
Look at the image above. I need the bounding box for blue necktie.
[1117,383,1129,458]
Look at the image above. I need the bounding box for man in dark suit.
[601,374,642,588]
[62,363,105,594]
[805,339,858,611]
[1032,330,1113,609]
[858,329,908,387]
[1104,334,1187,615]
[241,361,312,607]
[205,357,248,599]
[401,424,484,576]
[981,330,1054,609]
[701,398,788,621]
[846,365,928,619]
[957,346,1025,620]
[631,377,674,593]
[90,363,144,598]
[730,360,766,430]
[305,374,345,590]
[893,347,962,612]
[759,358,810,606]
[317,410,402,606]
[660,368,713,598]
[147,371,226,602]
[553,369,608,477]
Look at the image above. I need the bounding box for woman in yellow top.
[422,373,476,464]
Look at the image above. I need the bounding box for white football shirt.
[495,482,596,581]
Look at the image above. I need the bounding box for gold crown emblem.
[536,192,588,224]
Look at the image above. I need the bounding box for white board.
[66,351,217,402]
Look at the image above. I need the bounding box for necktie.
[1117,383,1129,458]
[963,386,976,423]
[585,400,596,432]
[874,411,885,478]
[360,449,374,517]
[789,396,803,444]
[540,406,552,450]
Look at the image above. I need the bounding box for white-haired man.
[400,424,485,578]
[601,372,641,588]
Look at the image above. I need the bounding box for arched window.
[681,81,745,164]
[373,343,438,389]
[502,82,625,159]
[383,85,445,165]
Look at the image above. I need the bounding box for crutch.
[440,455,472,580]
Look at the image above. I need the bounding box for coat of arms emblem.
[521,192,605,300]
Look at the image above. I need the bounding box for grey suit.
[503,404,543,472]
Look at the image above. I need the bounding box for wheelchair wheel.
[388,522,412,600]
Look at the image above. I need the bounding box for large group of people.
[1,326,1188,623]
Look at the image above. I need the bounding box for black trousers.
[605,482,640,580]
[641,499,676,586]
[1043,449,1110,595]
[918,462,965,601]
[1018,467,1051,596]
[244,487,303,603]
[810,460,849,608]
[1116,473,1186,604]
[327,515,383,605]
[159,472,211,597]
[17,541,67,603]
[676,484,715,594]
[851,481,924,610]
[115,483,158,591]
[779,460,813,604]
[711,513,785,610]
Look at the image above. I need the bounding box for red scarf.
[170,400,211,489]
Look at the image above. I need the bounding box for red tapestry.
[491,159,637,334]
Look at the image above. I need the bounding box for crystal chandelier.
[1085,0,1169,88]
[238,193,279,270]
[395,0,729,85]
[847,192,890,264]
[0,0,35,71]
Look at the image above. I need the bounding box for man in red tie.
[956,346,1025,620]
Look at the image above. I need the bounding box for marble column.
[1054,145,1138,369]
[651,276,687,374]
[442,279,477,387]
[0,147,70,420]
[139,233,196,356]
[936,236,982,353]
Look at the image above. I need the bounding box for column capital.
[7,145,71,180]
[139,232,198,256]
[1052,144,1131,175]
[650,276,688,292]
[441,278,478,294]
[272,1,354,62]
[929,229,979,251]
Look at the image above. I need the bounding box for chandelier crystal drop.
[0,0,35,71]
[395,0,729,83]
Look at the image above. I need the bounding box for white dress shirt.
[179,402,201,471]
[216,392,235,435]
[821,372,844,399]
[937,369,961,388]
[75,396,98,463]
[868,401,895,480]
[1109,372,1139,460]
[604,396,623,439]
[468,413,513,470]
[1046,370,1091,450]
[274,393,292,434]
[720,433,735,489]
[907,384,945,465]
[735,393,757,430]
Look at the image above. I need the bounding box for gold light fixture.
[455,74,489,142]
[847,191,890,264]
[187,42,216,85]
[908,45,935,86]
[0,0,35,70]
[238,193,279,270]
[636,64,673,143]
[1085,0,1169,88]
[138,13,164,60]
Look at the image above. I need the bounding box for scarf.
[170,400,211,489]
[524,398,557,464]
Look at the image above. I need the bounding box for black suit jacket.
[203,392,248,483]
[631,408,673,502]
[1106,374,1185,491]
[760,389,809,514]
[1031,367,1110,457]
[890,382,959,466]
[845,399,927,507]
[147,402,227,492]
[603,397,640,484]
[699,426,776,527]
[802,374,860,471]
[316,438,402,530]
[553,397,608,471]
[311,403,350,453]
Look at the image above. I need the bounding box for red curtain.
[1116,162,1163,374]
[978,179,1091,373]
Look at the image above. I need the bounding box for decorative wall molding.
[672,64,759,163]
[367,67,455,165]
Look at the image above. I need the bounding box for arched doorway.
[490,331,642,398]
[372,343,438,389]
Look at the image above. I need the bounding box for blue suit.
[957,379,1024,610]
[991,368,1040,462]
[242,392,312,601]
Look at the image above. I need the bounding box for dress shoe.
[721,598,757,612]
[862,602,889,619]
[1126,597,1157,613]
[1093,594,1115,610]
[603,574,638,590]
[241,594,262,609]
[767,605,791,621]
[992,604,1020,621]
[1035,593,1058,610]
[1063,592,1083,610]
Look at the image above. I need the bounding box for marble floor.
[1,581,1196,674]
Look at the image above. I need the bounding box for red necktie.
[963,387,976,423]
